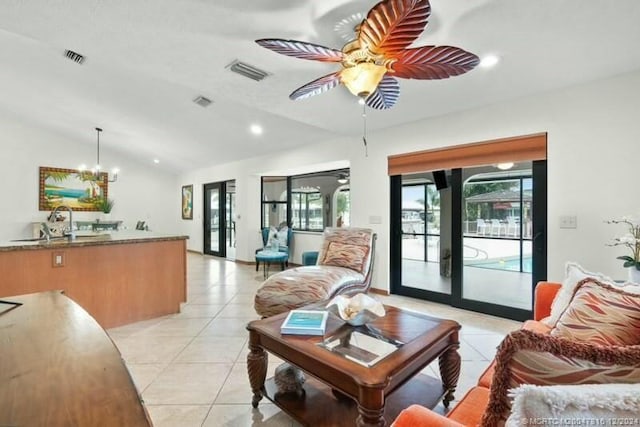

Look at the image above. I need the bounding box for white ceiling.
[1,0,640,173]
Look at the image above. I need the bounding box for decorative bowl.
[326,293,385,326]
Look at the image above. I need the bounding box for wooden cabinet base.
[0,238,187,328]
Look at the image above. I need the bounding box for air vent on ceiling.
[227,60,269,81]
[64,49,85,64]
[193,96,213,107]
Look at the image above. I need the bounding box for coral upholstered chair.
[254,227,376,318]
[392,279,640,427]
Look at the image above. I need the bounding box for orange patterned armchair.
[392,281,640,427]
[254,227,377,318]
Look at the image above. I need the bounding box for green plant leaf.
[616,255,635,262]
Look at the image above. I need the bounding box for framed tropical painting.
[182,185,193,220]
[39,166,108,211]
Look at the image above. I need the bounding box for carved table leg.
[438,344,461,408]
[356,390,385,427]
[247,332,267,408]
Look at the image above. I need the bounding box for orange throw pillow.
[551,278,640,346]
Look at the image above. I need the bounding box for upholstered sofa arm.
[392,404,465,427]
[481,329,640,426]
[533,281,561,321]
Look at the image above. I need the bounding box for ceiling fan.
[256,0,479,110]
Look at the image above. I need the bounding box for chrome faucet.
[50,205,75,241]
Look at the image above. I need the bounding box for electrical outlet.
[52,252,65,267]
[559,215,577,229]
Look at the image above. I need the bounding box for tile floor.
[107,253,521,427]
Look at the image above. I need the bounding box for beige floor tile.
[173,304,225,319]
[135,317,212,337]
[188,291,237,305]
[216,303,261,318]
[146,405,211,427]
[143,363,233,404]
[174,337,247,363]
[107,315,173,338]
[199,317,255,338]
[116,336,193,364]
[215,362,282,404]
[228,293,259,304]
[126,363,166,392]
[202,404,295,427]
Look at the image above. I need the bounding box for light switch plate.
[369,215,382,224]
[559,215,577,229]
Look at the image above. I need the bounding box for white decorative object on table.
[326,293,385,326]
[606,215,640,283]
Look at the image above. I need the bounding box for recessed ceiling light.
[479,54,500,68]
[250,124,263,135]
[496,162,514,170]
[153,159,160,164]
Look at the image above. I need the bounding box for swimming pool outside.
[466,256,532,273]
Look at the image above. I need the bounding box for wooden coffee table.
[246,305,461,427]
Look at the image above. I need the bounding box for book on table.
[281,310,329,336]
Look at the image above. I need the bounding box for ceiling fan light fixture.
[340,63,387,97]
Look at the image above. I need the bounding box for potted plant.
[97,197,115,220]
[607,216,640,283]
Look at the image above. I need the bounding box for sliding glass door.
[391,161,547,320]
[398,177,451,303]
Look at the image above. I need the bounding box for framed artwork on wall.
[182,184,193,220]
[39,166,108,211]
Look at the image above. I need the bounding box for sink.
[11,237,65,242]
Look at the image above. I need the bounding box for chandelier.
[78,127,119,182]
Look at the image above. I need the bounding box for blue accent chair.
[255,227,293,271]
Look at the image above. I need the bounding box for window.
[261,168,349,232]
[261,176,288,229]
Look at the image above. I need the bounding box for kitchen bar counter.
[0,230,188,251]
[0,231,188,328]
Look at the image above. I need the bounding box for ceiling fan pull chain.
[362,102,368,157]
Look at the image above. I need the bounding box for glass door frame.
[390,160,547,321]
[203,181,226,257]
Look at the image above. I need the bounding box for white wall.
[179,69,640,289]
[0,110,180,240]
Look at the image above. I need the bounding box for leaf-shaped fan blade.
[290,72,342,100]
[391,45,480,79]
[256,39,344,62]
[359,0,430,54]
[365,75,400,110]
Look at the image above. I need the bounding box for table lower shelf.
[262,373,444,427]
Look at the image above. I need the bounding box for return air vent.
[227,60,269,81]
[193,96,213,107]
[64,49,85,64]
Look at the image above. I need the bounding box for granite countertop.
[0,230,189,252]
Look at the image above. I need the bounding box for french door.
[204,182,225,257]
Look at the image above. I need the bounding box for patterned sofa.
[254,227,376,318]
[392,279,640,427]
